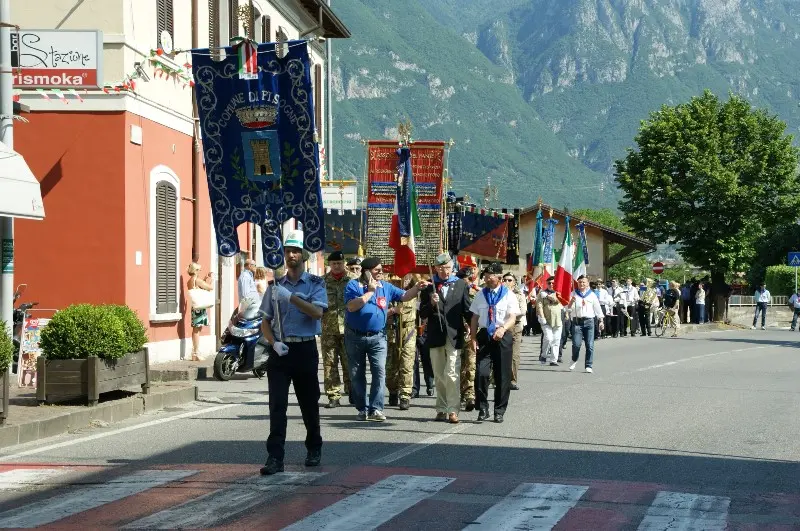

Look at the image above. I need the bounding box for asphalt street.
[0,327,797,529]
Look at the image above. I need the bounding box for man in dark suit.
[419,253,473,424]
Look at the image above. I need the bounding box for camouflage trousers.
[387,329,417,399]
[321,333,350,400]
[460,332,476,401]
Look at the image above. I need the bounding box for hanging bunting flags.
[193,39,324,268]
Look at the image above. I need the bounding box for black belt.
[573,317,594,322]
[346,326,383,337]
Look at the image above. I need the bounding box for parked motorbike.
[11,284,38,373]
[213,298,269,381]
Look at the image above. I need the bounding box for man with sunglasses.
[502,273,526,390]
[346,257,362,277]
[344,257,428,422]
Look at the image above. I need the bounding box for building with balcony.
[11,0,349,362]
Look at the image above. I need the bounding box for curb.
[0,385,198,450]
[150,367,210,382]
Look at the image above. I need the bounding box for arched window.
[150,167,181,321]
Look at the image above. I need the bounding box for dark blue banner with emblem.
[457,205,513,262]
[192,40,324,268]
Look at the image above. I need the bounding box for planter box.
[36,349,150,406]
[0,369,7,424]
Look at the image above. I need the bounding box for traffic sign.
[652,261,665,275]
[789,252,800,267]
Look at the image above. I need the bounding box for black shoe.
[325,398,340,409]
[305,448,321,467]
[399,398,410,410]
[260,456,284,475]
[411,390,420,398]
[426,388,434,396]
[549,362,559,366]
[510,383,519,391]
[388,393,399,407]
[494,413,504,423]
[477,408,489,422]
[465,398,475,412]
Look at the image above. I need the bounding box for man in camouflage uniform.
[321,251,351,408]
[386,275,418,410]
[456,266,478,412]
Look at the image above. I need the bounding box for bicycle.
[654,307,679,337]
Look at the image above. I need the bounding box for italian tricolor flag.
[552,218,574,305]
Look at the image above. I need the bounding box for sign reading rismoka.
[11,30,103,88]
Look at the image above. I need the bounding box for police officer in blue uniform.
[259,229,328,475]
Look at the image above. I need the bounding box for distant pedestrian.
[536,277,562,366]
[789,288,800,331]
[238,258,258,303]
[695,282,706,324]
[752,282,771,330]
[186,262,214,362]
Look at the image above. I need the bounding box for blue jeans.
[571,318,595,369]
[791,308,800,330]
[752,302,767,327]
[345,329,387,414]
[696,303,705,324]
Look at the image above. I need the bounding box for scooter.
[11,284,38,374]
[213,298,269,381]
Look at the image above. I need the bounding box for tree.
[615,90,800,320]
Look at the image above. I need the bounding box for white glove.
[272,341,290,356]
[538,317,546,326]
[273,284,292,303]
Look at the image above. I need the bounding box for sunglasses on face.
[503,278,514,283]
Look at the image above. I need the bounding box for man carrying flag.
[552,217,575,306]
[388,147,422,277]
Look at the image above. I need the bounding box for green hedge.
[0,323,12,373]
[40,304,146,361]
[764,265,796,296]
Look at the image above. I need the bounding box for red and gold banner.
[365,141,445,273]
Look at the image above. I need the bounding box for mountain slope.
[329,0,613,209]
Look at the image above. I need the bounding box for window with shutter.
[261,15,271,43]
[155,182,178,314]
[276,27,288,58]
[314,64,322,133]
[156,0,174,53]
[229,0,240,39]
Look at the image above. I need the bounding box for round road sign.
[652,261,665,275]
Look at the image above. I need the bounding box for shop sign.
[11,30,103,88]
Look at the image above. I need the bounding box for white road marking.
[0,402,240,462]
[0,468,70,490]
[372,424,470,464]
[463,483,588,530]
[124,471,325,529]
[637,491,730,530]
[0,469,196,528]
[282,474,454,530]
[634,345,770,373]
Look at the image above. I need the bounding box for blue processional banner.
[192,40,324,268]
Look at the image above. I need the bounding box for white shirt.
[598,287,613,307]
[790,293,800,308]
[754,289,771,303]
[619,285,640,305]
[469,286,520,329]
[569,289,604,319]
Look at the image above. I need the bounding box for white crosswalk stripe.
[463,483,589,530]
[0,469,197,529]
[0,468,71,491]
[282,474,455,531]
[123,471,325,530]
[637,491,731,531]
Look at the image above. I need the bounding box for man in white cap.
[258,229,328,475]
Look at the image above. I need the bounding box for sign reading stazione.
[11,30,103,89]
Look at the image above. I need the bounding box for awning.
[0,141,44,220]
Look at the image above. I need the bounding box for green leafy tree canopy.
[615,90,800,285]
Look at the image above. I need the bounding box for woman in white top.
[254,267,268,301]
[186,262,214,362]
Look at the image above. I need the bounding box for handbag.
[188,278,215,310]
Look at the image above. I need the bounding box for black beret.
[482,262,503,275]
[360,257,381,271]
[346,257,361,266]
[328,251,345,262]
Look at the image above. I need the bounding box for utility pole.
[0,0,14,332]
[325,0,333,182]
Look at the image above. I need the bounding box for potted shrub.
[37,304,150,406]
[0,325,12,423]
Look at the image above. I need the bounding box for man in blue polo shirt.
[344,256,428,421]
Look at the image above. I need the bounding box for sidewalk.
[0,382,198,450]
